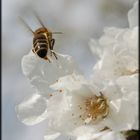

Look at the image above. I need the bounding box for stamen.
[84,94,109,122]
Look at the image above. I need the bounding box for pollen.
[49,93,53,97]
[59,90,63,92]
[84,93,109,122]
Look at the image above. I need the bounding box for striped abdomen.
[33,34,48,58]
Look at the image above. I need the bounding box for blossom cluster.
[16,1,138,140]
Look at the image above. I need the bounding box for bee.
[19,14,63,62]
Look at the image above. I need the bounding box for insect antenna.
[19,16,34,34]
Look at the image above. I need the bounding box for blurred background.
[2,0,137,140]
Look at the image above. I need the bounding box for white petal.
[128,1,138,28]
[91,23,138,84]
[50,73,100,97]
[46,93,80,132]
[44,132,61,140]
[116,74,138,129]
[16,93,47,125]
[116,74,138,94]
[22,51,81,96]
[76,128,109,140]
[103,98,136,131]
[50,73,86,91]
[102,81,123,100]
[76,128,125,140]
[103,27,124,39]
[99,131,126,140]
[46,93,70,129]
[89,39,103,58]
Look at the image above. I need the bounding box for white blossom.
[16,93,48,125]
[90,26,138,88]
[90,1,138,88]
[16,51,81,125]
[16,1,138,140]
[88,2,138,132]
[46,73,137,137]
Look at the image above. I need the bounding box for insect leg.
[44,56,51,63]
[32,48,35,53]
[50,39,55,50]
[51,51,58,60]
[50,39,58,59]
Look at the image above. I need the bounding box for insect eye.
[37,49,47,58]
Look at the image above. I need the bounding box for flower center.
[84,93,109,122]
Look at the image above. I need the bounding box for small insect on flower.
[19,12,63,62]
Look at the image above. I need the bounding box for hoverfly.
[19,13,63,62]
